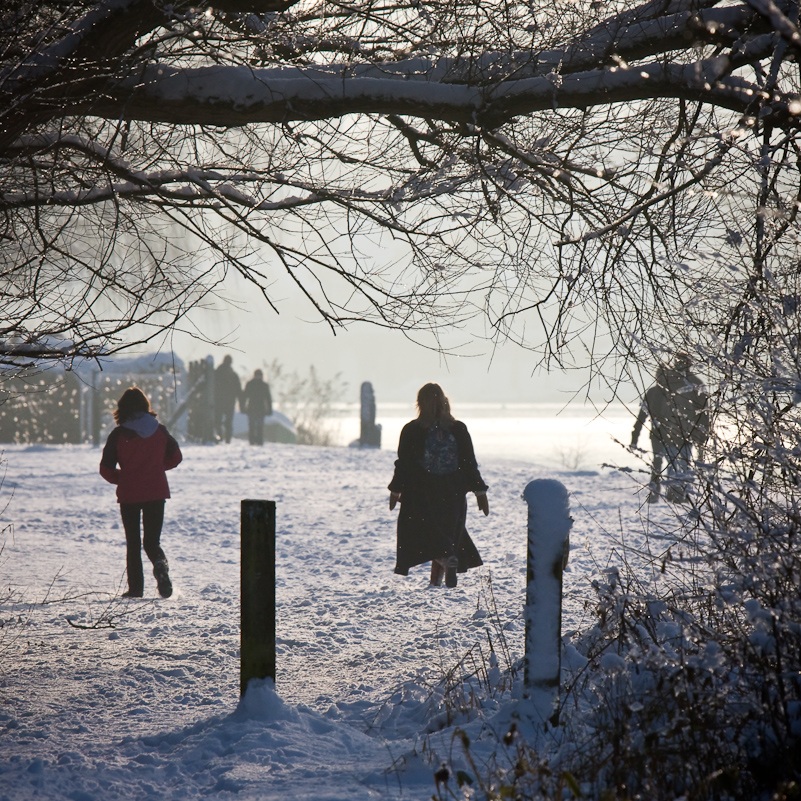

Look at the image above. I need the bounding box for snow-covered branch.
[84,50,794,130]
[3,2,788,146]
[745,0,801,56]
[3,0,801,372]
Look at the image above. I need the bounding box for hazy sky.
[168,288,625,408]
[153,231,639,408]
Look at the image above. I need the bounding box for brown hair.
[416,383,454,429]
[114,386,156,425]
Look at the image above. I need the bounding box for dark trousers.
[216,404,235,443]
[650,442,693,499]
[120,500,166,594]
[248,414,264,446]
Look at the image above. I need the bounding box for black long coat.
[388,419,487,576]
[242,377,272,419]
[214,363,242,412]
[632,367,709,452]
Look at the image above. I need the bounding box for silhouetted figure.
[388,383,488,588]
[100,387,182,598]
[631,353,709,503]
[242,369,273,446]
[214,354,242,443]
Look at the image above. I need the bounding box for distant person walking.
[388,383,489,588]
[631,353,709,503]
[100,387,183,598]
[214,354,242,444]
[242,369,273,446]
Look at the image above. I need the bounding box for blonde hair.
[416,383,454,428]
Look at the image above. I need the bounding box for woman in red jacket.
[100,387,183,598]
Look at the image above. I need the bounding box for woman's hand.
[389,491,401,511]
[476,491,489,516]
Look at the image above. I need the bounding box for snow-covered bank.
[330,401,639,470]
[0,441,669,800]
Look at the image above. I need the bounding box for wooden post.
[240,499,276,696]
[359,381,381,448]
[523,479,571,723]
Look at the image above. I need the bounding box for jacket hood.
[121,412,160,438]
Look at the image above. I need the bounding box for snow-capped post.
[359,381,381,448]
[523,479,572,724]
[240,499,276,696]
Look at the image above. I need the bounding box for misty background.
[166,260,635,407]
[151,268,641,471]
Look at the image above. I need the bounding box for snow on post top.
[523,478,571,552]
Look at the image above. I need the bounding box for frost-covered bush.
[472,514,800,800]
[467,257,801,799]
[0,368,82,443]
[263,360,346,446]
[560,557,800,800]
[549,267,801,799]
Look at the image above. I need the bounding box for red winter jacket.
[100,413,183,504]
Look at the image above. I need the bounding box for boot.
[445,556,458,588]
[430,558,445,586]
[153,558,173,598]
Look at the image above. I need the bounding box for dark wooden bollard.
[523,479,571,723]
[359,381,381,448]
[240,499,276,696]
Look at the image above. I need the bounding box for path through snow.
[0,442,680,800]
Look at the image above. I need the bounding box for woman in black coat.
[388,383,489,587]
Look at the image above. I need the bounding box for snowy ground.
[0,441,680,800]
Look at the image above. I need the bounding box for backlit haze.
[168,288,626,409]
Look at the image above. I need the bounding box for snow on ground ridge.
[0,440,672,800]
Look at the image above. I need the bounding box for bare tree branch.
[2,0,801,386]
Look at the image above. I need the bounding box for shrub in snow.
[262,360,346,446]
[464,261,801,799]
[547,262,801,799]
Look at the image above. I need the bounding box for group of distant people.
[214,355,272,446]
[98,352,708,599]
[98,377,491,597]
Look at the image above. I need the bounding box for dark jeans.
[120,500,167,594]
[248,414,264,446]
[650,442,693,499]
[216,405,236,443]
